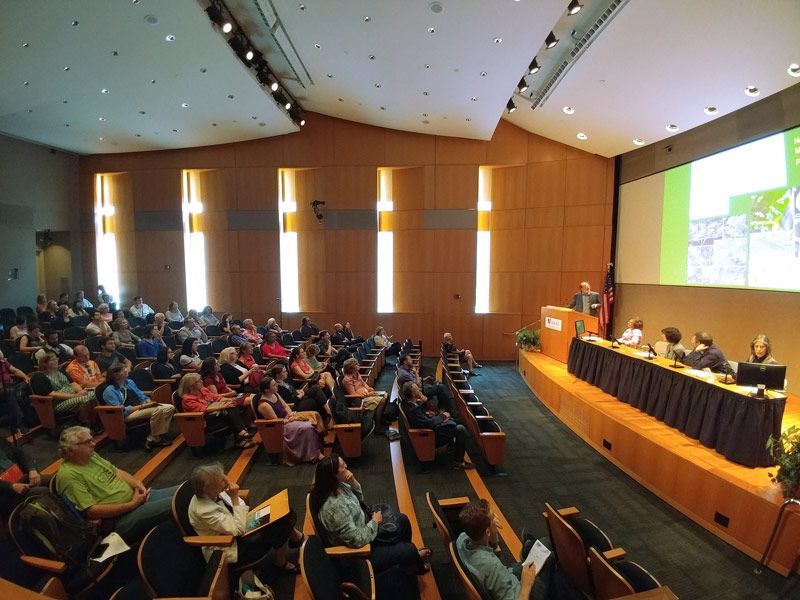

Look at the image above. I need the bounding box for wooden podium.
[540,306,598,363]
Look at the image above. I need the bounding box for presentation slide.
[660,124,800,291]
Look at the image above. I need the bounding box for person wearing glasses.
[55,426,181,543]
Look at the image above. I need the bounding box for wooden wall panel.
[79,113,614,359]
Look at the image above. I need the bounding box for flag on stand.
[598,263,614,338]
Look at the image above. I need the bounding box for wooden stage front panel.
[518,349,800,575]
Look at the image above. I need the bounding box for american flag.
[598,263,614,337]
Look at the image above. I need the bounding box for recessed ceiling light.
[528,58,540,74]
[132,0,140,4]
[98,137,105,141]
[27,109,32,113]
[422,91,429,96]
[576,132,587,140]
[567,0,583,15]
[380,106,386,110]
[422,120,430,124]
[221,22,232,33]
[632,138,645,146]
[63,66,70,71]
[374,83,381,88]
[285,101,292,109]
[338,98,344,102]
[111,50,119,56]
[251,115,258,120]
[172,129,179,133]
[181,102,189,108]
[165,34,176,42]
[135,133,141,137]
[314,43,321,49]
[259,122,266,127]
[23,81,29,86]
[518,78,528,93]
[744,85,759,97]
[788,63,800,77]
[22,42,29,48]
[71,20,79,26]
[480,70,487,77]
[368,54,375,60]
[299,4,305,10]
[470,96,477,101]
[212,123,217,127]
[703,106,718,115]
[227,94,235,99]
[428,27,435,34]
[144,14,159,24]
[545,32,558,49]
[139,110,146,114]
[562,106,574,115]
[326,73,334,78]
[245,49,254,61]
[466,118,471,122]
[430,2,444,13]
[363,16,370,22]
[300,118,306,126]
[62,100,68,104]
[493,37,502,44]
[64,123,70,127]
[98,116,106,121]
[200,67,207,73]
[101,88,109,94]
[150,79,156,84]
[422,112,429,117]
[424,64,431,69]
[665,123,679,132]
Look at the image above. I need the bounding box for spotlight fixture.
[562,106,574,115]
[518,78,528,93]
[528,58,540,74]
[567,0,583,15]
[256,69,279,91]
[703,106,718,115]
[507,98,516,113]
[576,132,587,140]
[228,35,250,62]
[545,32,558,49]
[665,123,679,132]
[632,138,645,146]
[789,63,800,77]
[744,85,759,97]
[222,22,232,33]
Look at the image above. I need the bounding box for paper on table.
[685,369,714,379]
[522,539,551,572]
[633,351,651,358]
[91,532,130,563]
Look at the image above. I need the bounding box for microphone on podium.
[670,349,686,369]
[645,343,657,360]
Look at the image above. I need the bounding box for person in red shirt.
[199,358,236,397]
[177,373,254,448]
[260,331,289,361]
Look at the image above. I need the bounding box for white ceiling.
[1,0,799,157]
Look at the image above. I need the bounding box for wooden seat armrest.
[557,507,580,518]
[467,401,483,407]
[475,415,494,421]
[95,405,123,413]
[452,378,468,383]
[255,418,286,425]
[602,547,626,561]
[459,389,476,394]
[345,394,364,399]
[479,432,506,438]
[20,555,66,574]
[408,428,433,436]
[438,496,471,508]
[325,544,371,558]
[333,423,363,429]
[175,411,206,419]
[238,489,250,501]
[349,406,365,413]
[183,535,235,547]
[153,378,176,385]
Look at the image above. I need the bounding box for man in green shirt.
[56,426,180,543]
[456,500,537,600]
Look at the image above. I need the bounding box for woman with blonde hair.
[219,347,261,392]
[178,373,254,448]
[341,358,386,411]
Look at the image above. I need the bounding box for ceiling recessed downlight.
[665,123,679,132]
[428,27,435,34]
[518,78,528,93]
[567,0,583,15]
[165,34,176,42]
[493,37,503,44]
[632,138,645,146]
[703,106,718,115]
[101,88,110,94]
[576,132,587,141]
[430,2,444,13]
[144,14,159,25]
[506,99,516,113]
[314,43,321,49]
[789,63,800,77]
[221,22,232,33]
[98,117,106,121]
[562,106,574,115]
[545,32,558,49]
[181,102,189,108]
[744,85,759,97]
[528,58,540,74]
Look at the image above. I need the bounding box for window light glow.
[475,167,491,313]
[181,170,208,311]
[278,169,300,313]
[94,174,121,303]
[376,168,394,313]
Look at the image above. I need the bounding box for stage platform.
[518,349,800,576]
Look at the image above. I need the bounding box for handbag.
[366,502,404,545]
[237,569,275,600]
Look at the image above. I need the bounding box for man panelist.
[567,281,601,317]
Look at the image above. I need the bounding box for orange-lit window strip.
[181,170,208,311]
[377,168,394,313]
[278,169,300,313]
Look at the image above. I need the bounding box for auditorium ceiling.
[0,0,798,157]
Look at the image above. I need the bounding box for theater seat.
[300,535,374,600]
[425,491,470,547]
[588,546,661,599]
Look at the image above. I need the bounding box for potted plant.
[516,328,541,351]
[767,425,800,498]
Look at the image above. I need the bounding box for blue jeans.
[113,485,181,543]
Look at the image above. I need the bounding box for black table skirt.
[566,338,785,467]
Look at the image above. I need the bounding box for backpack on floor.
[14,488,101,568]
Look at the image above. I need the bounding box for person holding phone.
[311,454,431,575]
[187,463,304,573]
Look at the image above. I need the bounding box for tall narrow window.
[181,170,208,310]
[376,168,394,313]
[278,169,300,313]
[94,174,121,303]
[475,167,492,313]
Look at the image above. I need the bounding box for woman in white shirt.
[187,463,304,572]
[165,301,184,323]
[618,318,644,347]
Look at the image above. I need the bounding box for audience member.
[219,313,233,335]
[312,454,431,574]
[255,377,325,464]
[261,331,290,361]
[56,426,180,543]
[456,501,538,600]
[112,319,140,349]
[305,344,327,371]
[290,347,335,392]
[397,353,453,413]
[219,347,260,391]
[65,345,104,388]
[228,324,249,347]
[316,330,333,358]
[401,381,474,469]
[177,317,209,345]
[270,364,330,422]
[17,323,45,354]
[178,338,203,370]
[0,350,32,434]
[199,306,219,327]
[373,326,401,356]
[0,438,48,520]
[152,312,167,338]
[57,292,70,306]
[177,374,254,448]
[35,294,48,315]
[9,316,28,340]
[75,290,93,309]
[443,332,481,376]
[129,296,154,319]
[342,322,362,343]
[102,365,175,450]
[618,318,644,347]
[300,316,319,339]
[341,358,385,410]
[266,317,283,336]
[38,300,58,325]
[165,301,184,323]
[188,463,304,573]
[136,325,165,358]
[34,330,74,363]
[69,300,89,318]
[52,304,73,329]
[151,347,181,382]
[200,357,236,397]
[86,311,113,338]
[35,352,95,426]
[567,281,600,316]
[241,319,263,344]
[96,336,132,373]
[96,303,113,322]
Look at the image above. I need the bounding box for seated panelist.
[657,327,686,360]
[617,318,643,347]
[682,331,732,374]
